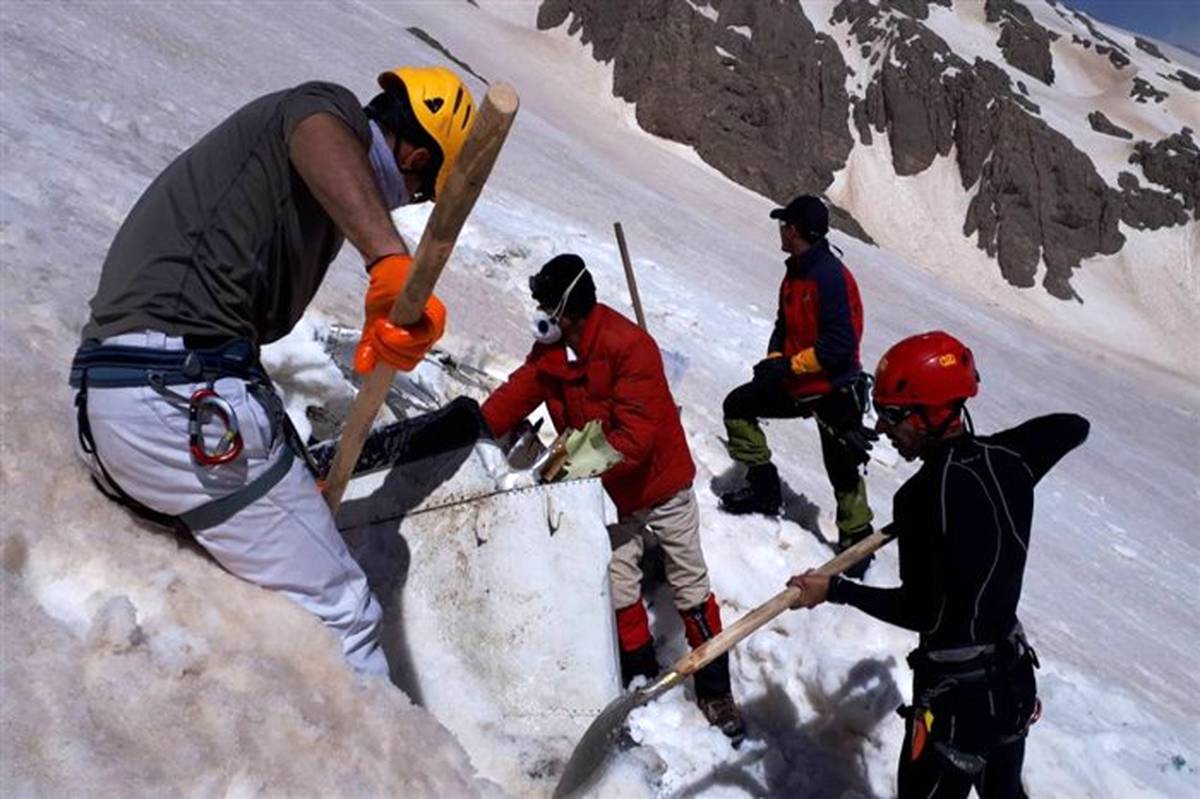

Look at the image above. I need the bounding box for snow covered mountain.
[1,1,1197,798]
[538,0,1199,375]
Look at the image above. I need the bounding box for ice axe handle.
[322,84,520,513]
[668,527,895,679]
[613,222,647,331]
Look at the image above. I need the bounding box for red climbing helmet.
[873,331,979,430]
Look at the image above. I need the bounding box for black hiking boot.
[719,463,782,516]
[619,642,659,687]
[697,693,747,746]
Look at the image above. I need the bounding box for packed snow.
[2,1,1198,798]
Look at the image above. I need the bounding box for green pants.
[723,378,873,541]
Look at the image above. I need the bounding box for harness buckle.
[188,388,244,466]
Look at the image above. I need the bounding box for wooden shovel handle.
[671,527,895,678]
[322,84,520,513]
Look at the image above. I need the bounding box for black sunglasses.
[874,402,916,425]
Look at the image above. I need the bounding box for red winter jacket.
[767,243,865,397]
[481,303,696,517]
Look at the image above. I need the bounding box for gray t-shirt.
[82,81,372,345]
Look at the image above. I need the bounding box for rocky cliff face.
[537,0,1197,301]
[536,0,870,240]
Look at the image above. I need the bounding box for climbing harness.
[898,623,1042,771]
[145,373,245,466]
[70,337,309,532]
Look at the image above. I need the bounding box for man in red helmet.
[719,194,877,575]
[69,67,474,677]
[480,254,745,742]
[787,331,1089,798]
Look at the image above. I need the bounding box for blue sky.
[1065,0,1200,53]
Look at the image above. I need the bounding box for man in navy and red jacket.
[720,195,878,575]
[481,253,744,741]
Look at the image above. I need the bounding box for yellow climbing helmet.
[378,66,476,199]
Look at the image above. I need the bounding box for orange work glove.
[354,254,448,374]
[790,347,822,375]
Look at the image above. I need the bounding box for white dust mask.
[529,266,586,345]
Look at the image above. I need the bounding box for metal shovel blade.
[553,688,648,798]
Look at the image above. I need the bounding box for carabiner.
[188,388,244,466]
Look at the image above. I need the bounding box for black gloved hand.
[839,425,879,465]
[816,383,877,465]
[753,355,791,386]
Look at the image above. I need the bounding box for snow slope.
[1,1,1197,797]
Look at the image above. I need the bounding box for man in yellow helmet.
[69,67,475,677]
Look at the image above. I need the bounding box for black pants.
[722,378,863,496]
[898,659,1037,798]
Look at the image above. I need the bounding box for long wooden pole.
[323,84,520,513]
[613,222,647,331]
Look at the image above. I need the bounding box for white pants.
[76,331,388,677]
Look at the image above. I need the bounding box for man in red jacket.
[481,254,744,740]
[719,195,878,576]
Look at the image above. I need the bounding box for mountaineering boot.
[719,462,782,516]
[697,693,746,745]
[616,599,658,686]
[682,595,746,745]
[619,641,660,687]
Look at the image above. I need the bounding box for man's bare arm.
[289,112,408,265]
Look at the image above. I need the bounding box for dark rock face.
[839,0,1118,298]
[538,0,1189,301]
[1117,172,1189,230]
[985,0,1057,85]
[960,101,1123,299]
[1165,69,1200,91]
[1131,77,1169,104]
[1129,128,1200,219]
[1071,11,1131,69]
[1093,44,1131,70]
[1134,36,1170,62]
[537,0,859,234]
[1088,110,1134,139]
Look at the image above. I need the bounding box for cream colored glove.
[560,419,624,480]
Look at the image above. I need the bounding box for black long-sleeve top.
[828,414,1090,651]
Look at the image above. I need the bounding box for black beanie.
[529,253,597,318]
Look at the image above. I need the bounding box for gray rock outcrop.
[1070,11,1131,69]
[538,0,1192,301]
[1129,128,1200,218]
[1165,69,1200,91]
[1088,110,1134,139]
[1131,77,1169,103]
[986,0,1057,85]
[537,0,861,236]
[1117,172,1189,230]
[1135,36,1169,62]
[839,0,1119,298]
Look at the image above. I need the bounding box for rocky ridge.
[537,0,1196,300]
[1088,110,1133,140]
